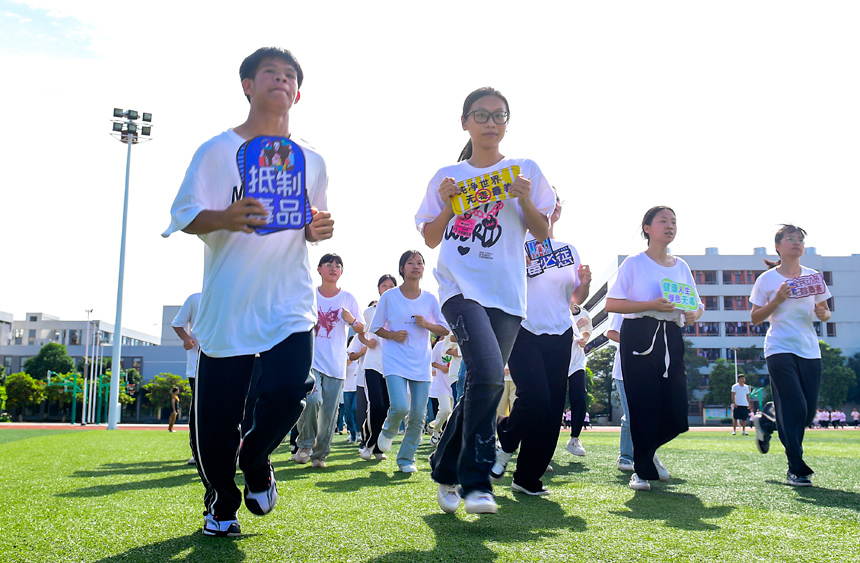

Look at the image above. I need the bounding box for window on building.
[685,322,720,337]
[27,329,36,345]
[696,348,720,361]
[692,270,718,285]
[723,296,750,311]
[69,330,80,346]
[591,309,608,329]
[14,329,23,345]
[726,348,765,363]
[823,271,833,285]
[703,296,720,311]
[29,316,37,322]
[814,322,821,337]
[826,297,834,312]
[826,323,837,337]
[2,356,11,374]
[133,357,142,372]
[725,322,750,337]
[750,322,769,336]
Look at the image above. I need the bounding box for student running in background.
[370,251,449,473]
[565,302,593,457]
[294,253,364,468]
[416,86,555,514]
[493,194,590,495]
[606,313,635,472]
[606,206,703,491]
[172,292,201,465]
[750,224,831,487]
[359,276,397,461]
[430,335,455,446]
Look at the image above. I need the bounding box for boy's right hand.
[221,199,268,232]
[391,330,408,343]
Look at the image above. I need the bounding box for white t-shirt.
[443,337,462,386]
[568,305,592,375]
[361,305,384,374]
[430,340,454,398]
[749,266,831,360]
[731,383,750,407]
[344,335,364,392]
[607,252,703,326]
[171,292,202,378]
[521,237,581,336]
[369,288,449,382]
[162,130,328,357]
[415,158,555,317]
[608,313,625,381]
[313,288,362,379]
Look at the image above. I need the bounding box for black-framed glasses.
[465,110,509,124]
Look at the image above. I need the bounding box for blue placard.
[236,136,312,235]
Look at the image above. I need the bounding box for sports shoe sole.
[511,481,550,496]
[754,416,771,454]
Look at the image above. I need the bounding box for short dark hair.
[239,47,304,101]
[641,206,675,243]
[377,274,397,289]
[318,253,343,268]
[398,250,424,278]
[172,386,179,393]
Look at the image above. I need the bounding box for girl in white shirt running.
[606,206,703,491]
[416,87,555,514]
[370,251,449,473]
[750,224,831,487]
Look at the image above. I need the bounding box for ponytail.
[458,140,473,162]
[763,258,780,269]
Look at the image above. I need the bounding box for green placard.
[661,278,699,311]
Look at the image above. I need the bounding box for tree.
[819,341,856,409]
[587,346,615,415]
[846,352,860,404]
[24,343,75,380]
[142,374,191,414]
[704,359,736,406]
[5,372,45,422]
[683,339,708,401]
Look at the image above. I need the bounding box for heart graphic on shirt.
[458,246,470,255]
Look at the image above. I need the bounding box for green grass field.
[1,427,858,562]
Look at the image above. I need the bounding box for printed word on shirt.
[662,279,699,311]
[451,165,521,215]
[526,239,576,278]
[788,273,826,298]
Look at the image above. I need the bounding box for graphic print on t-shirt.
[316,307,340,338]
[788,273,826,299]
[450,166,520,215]
[444,202,504,254]
[525,239,576,278]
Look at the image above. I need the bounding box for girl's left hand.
[509,175,531,200]
[814,302,829,321]
[683,308,703,325]
[341,308,355,325]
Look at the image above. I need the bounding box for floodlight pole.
[108,130,133,430]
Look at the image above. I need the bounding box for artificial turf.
[1,427,857,562]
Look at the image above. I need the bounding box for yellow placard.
[451,166,521,215]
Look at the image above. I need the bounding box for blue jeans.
[296,369,343,461]
[430,295,522,495]
[454,361,467,405]
[342,390,357,440]
[381,375,430,467]
[615,378,633,464]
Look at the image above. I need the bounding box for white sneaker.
[311,458,327,469]
[732,430,737,435]
[490,447,514,481]
[511,481,550,496]
[437,484,461,514]
[398,463,418,473]
[742,430,748,436]
[203,513,241,537]
[629,473,651,491]
[566,437,586,456]
[187,456,197,466]
[617,459,635,472]
[374,452,387,460]
[544,464,553,473]
[377,432,393,453]
[653,454,670,482]
[243,464,278,516]
[291,447,311,464]
[430,431,441,446]
[464,491,498,514]
[359,447,372,461]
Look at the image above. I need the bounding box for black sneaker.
[753,414,772,454]
[203,513,241,537]
[244,463,278,516]
[785,472,812,487]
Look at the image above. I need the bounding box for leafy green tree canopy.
[143,374,190,411]
[819,341,856,409]
[705,359,737,406]
[587,346,615,415]
[5,372,45,421]
[24,343,75,380]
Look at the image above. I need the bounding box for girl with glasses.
[749,225,831,486]
[605,206,704,491]
[416,87,555,514]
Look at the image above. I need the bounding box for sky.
[1,1,858,339]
